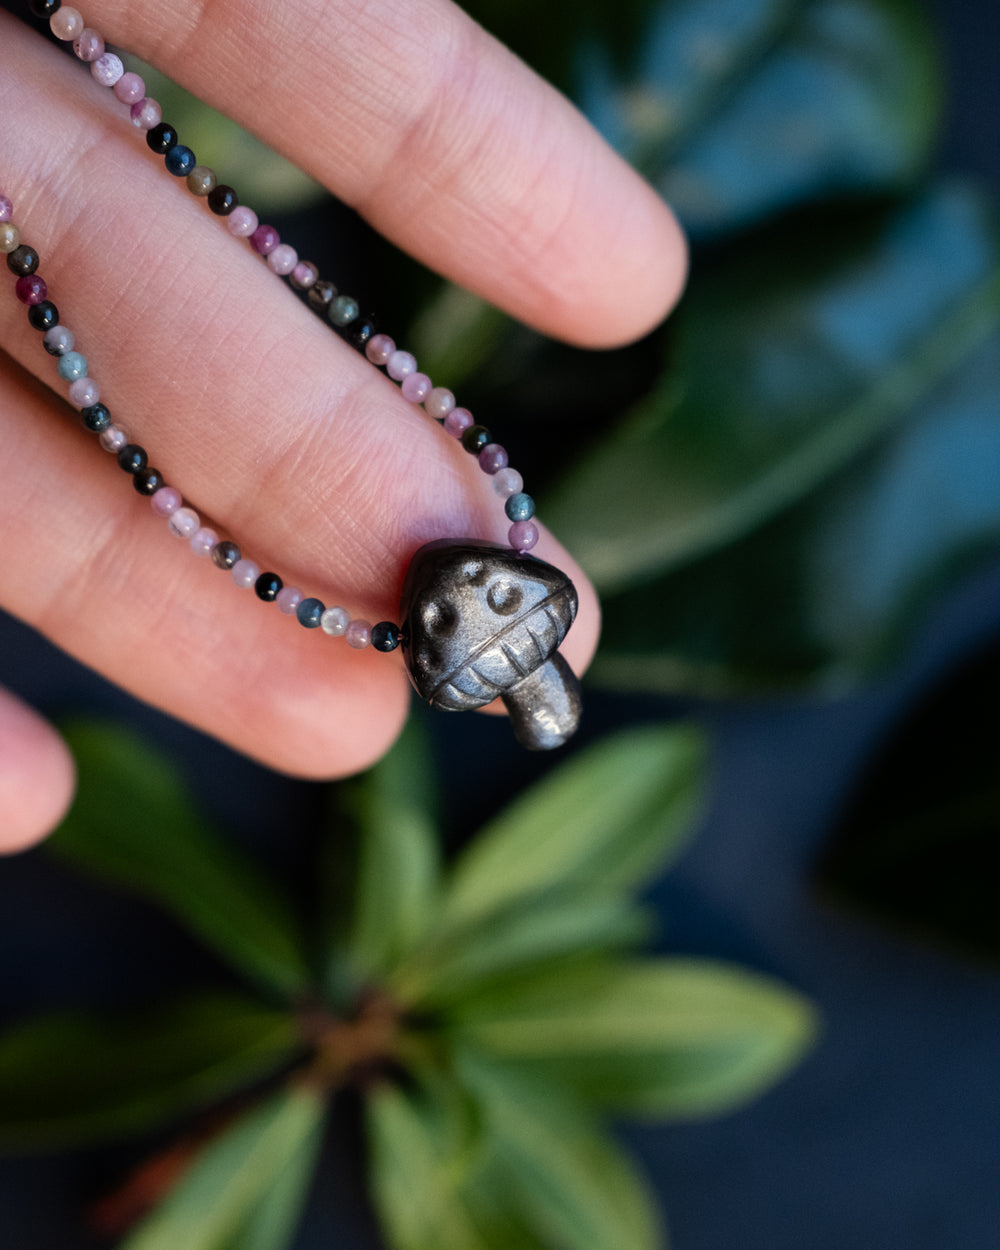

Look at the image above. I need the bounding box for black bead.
[207,185,238,216]
[254,572,283,602]
[371,621,402,653]
[81,403,111,432]
[133,467,164,496]
[211,540,241,570]
[7,245,39,277]
[146,123,178,155]
[461,425,491,455]
[349,316,377,351]
[117,444,148,474]
[28,301,58,331]
[29,0,61,19]
[307,279,337,312]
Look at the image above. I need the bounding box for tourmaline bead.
[15,274,47,305]
[276,586,303,615]
[211,540,241,569]
[69,377,99,407]
[254,572,282,602]
[29,0,61,19]
[232,559,260,590]
[114,73,145,105]
[365,334,394,366]
[290,261,318,290]
[99,425,126,453]
[44,325,74,355]
[130,98,162,130]
[146,122,178,154]
[425,387,455,421]
[346,619,372,649]
[164,145,196,177]
[92,53,125,87]
[226,206,257,237]
[492,466,523,498]
[371,621,401,652]
[307,280,337,312]
[267,244,298,275]
[509,520,539,552]
[50,6,83,40]
[329,295,359,327]
[186,166,217,196]
[190,527,218,557]
[0,194,12,222]
[80,402,111,432]
[400,372,431,403]
[350,316,377,351]
[208,185,238,215]
[168,507,200,539]
[461,424,491,455]
[150,486,182,517]
[386,350,416,381]
[28,301,59,331]
[250,224,279,255]
[118,444,148,474]
[56,351,87,381]
[505,492,535,522]
[7,244,39,275]
[0,222,20,252]
[297,598,325,629]
[479,443,508,475]
[73,28,103,59]
[133,467,164,496]
[320,606,350,636]
[444,407,474,438]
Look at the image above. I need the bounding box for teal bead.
[297,597,325,629]
[505,492,535,522]
[57,350,87,381]
[329,295,359,327]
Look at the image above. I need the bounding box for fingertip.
[0,689,76,854]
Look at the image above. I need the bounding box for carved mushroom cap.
[401,539,578,711]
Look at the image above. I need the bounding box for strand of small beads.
[26,0,541,561]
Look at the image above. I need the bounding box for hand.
[0,0,687,850]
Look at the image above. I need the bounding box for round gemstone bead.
[99,425,127,453]
[164,145,196,177]
[50,6,83,40]
[444,407,474,438]
[296,598,325,629]
[0,223,20,253]
[249,224,279,255]
[478,443,508,475]
[208,185,238,215]
[190,527,218,557]
[276,586,303,615]
[350,316,377,351]
[73,28,103,60]
[509,520,539,552]
[7,244,39,275]
[461,424,491,455]
[69,377,99,407]
[186,166,217,196]
[133,467,164,496]
[365,334,395,366]
[329,295,359,327]
[254,572,282,602]
[43,325,74,356]
[232,559,260,589]
[371,621,401,652]
[29,0,61,18]
[307,280,337,312]
[92,53,125,87]
[114,73,145,105]
[211,540,241,569]
[15,274,47,305]
[226,206,257,237]
[267,244,298,275]
[28,301,59,331]
[150,486,182,517]
[504,492,535,522]
[130,98,162,130]
[290,261,319,290]
[320,606,350,636]
[346,619,372,649]
[56,351,87,381]
[80,403,111,432]
[386,350,417,381]
[492,466,523,499]
[146,122,178,155]
[400,372,431,403]
[0,194,12,222]
[117,444,148,474]
[425,387,455,421]
[168,507,200,539]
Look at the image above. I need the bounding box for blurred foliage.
[0,720,814,1250]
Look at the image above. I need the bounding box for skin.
[0,0,687,851]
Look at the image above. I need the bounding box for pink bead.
[114,72,145,105]
[0,194,12,222]
[100,426,127,453]
[130,98,162,130]
[386,350,417,381]
[250,225,279,256]
[444,407,474,438]
[15,274,46,305]
[509,520,539,552]
[492,467,523,499]
[50,7,84,40]
[400,372,431,403]
[231,558,260,589]
[291,261,318,288]
[365,334,395,366]
[346,619,371,649]
[69,377,99,407]
[92,53,125,88]
[227,206,258,237]
[276,586,303,615]
[479,443,508,475]
[425,387,455,421]
[267,244,298,275]
[150,487,182,518]
[73,29,104,61]
[190,527,218,557]
[168,507,200,539]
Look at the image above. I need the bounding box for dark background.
[1,0,999,1247]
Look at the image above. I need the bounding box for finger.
[35,0,687,347]
[0,687,76,854]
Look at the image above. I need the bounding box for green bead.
[329,295,359,327]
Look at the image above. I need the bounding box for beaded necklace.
[3,0,583,750]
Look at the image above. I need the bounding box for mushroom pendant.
[400,539,582,750]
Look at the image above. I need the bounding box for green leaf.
[454,1053,663,1250]
[548,187,1000,694]
[121,1084,326,1250]
[439,724,707,929]
[451,959,817,1120]
[50,721,311,999]
[0,994,300,1151]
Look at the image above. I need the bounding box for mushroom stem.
[502,652,583,750]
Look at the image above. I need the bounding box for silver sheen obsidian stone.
[401,539,582,750]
